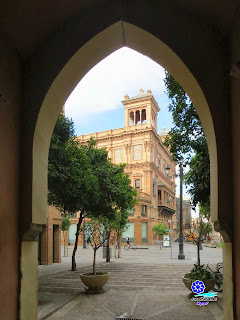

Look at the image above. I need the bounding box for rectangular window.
[152,147,155,162]
[158,191,162,205]
[133,145,143,160]
[141,205,147,217]
[70,212,77,218]
[122,222,134,243]
[128,208,135,216]
[153,178,156,196]
[114,149,122,163]
[135,179,140,188]
[142,222,147,243]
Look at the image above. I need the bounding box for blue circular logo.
[191,280,205,294]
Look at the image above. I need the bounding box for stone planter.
[80,272,110,294]
[182,277,217,297]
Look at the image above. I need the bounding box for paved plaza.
[38,243,223,320]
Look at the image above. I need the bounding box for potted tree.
[182,218,216,295]
[79,219,110,293]
[182,264,217,297]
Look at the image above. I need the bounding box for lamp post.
[166,159,185,260]
[83,215,86,249]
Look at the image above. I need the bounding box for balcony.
[138,191,151,203]
[158,200,175,215]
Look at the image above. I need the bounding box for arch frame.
[20,20,232,320]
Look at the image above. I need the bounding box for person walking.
[126,236,130,247]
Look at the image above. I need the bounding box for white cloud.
[65,47,165,122]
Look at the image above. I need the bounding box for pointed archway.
[20,21,232,319]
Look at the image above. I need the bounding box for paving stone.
[38,244,223,319]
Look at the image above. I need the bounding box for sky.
[65,47,196,217]
[65,47,173,135]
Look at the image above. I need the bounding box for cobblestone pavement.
[38,244,223,320]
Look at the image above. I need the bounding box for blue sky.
[65,47,173,136]
[65,47,194,212]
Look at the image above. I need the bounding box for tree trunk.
[71,210,84,271]
[197,241,200,265]
[118,242,121,258]
[93,248,97,275]
[118,235,121,258]
[106,231,110,262]
[64,232,66,257]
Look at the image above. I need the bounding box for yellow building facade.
[74,89,177,245]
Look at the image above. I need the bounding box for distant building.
[175,196,192,235]
[67,89,177,245]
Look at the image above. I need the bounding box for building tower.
[123,89,160,132]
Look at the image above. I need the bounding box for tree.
[48,114,82,214]
[48,114,95,260]
[152,223,170,249]
[48,115,101,270]
[61,214,71,257]
[48,115,138,271]
[101,209,129,262]
[84,219,108,275]
[187,218,212,265]
[163,71,210,208]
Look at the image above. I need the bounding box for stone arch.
[135,110,140,124]
[129,111,134,126]
[32,22,218,226]
[141,109,146,123]
[21,21,232,319]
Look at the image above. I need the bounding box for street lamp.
[166,159,185,260]
[83,215,86,249]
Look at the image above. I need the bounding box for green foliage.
[81,138,138,220]
[61,214,71,231]
[163,71,210,207]
[185,264,215,282]
[49,117,137,218]
[83,219,107,249]
[83,219,109,274]
[199,203,210,220]
[48,115,138,271]
[152,223,169,236]
[217,243,222,248]
[198,220,212,237]
[48,114,96,214]
[189,219,212,245]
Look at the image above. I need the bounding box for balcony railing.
[158,199,175,209]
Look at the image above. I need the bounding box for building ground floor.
[64,208,177,247]
[39,204,177,265]
[38,206,62,265]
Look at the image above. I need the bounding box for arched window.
[129,111,134,126]
[142,109,146,123]
[135,110,140,124]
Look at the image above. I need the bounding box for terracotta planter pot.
[182,277,217,297]
[80,272,110,294]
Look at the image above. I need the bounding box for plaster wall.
[0,31,21,320]
[20,242,38,320]
[40,206,62,265]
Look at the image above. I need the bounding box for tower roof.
[127,93,150,101]
[122,89,160,112]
